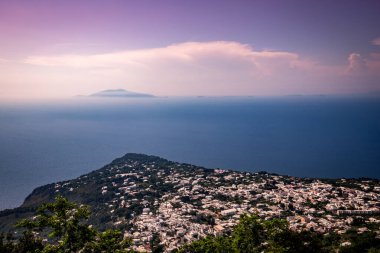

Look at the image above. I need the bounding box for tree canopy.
[0,196,134,253]
[176,214,380,253]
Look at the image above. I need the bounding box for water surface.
[0,96,379,210]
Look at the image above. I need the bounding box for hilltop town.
[0,154,379,252]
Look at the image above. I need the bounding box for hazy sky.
[0,0,380,99]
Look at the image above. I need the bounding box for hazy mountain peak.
[90,89,154,98]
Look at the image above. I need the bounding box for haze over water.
[0,96,379,210]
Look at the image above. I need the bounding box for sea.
[0,96,379,210]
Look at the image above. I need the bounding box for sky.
[0,0,380,100]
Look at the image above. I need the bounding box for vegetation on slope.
[1,197,380,252]
[0,196,134,253]
[176,214,380,253]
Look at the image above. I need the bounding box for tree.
[82,229,134,253]
[150,232,164,253]
[15,196,133,253]
[14,231,44,253]
[177,214,333,253]
[231,214,265,252]
[0,232,16,253]
[17,196,96,252]
[176,235,232,253]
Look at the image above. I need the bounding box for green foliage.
[81,229,133,253]
[14,231,44,253]
[339,230,380,253]
[2,196,134,253]
[150,232,164,253]
[231,214,265,252]
[177,214,380,253]
[177,235,232,253]
[0,232,15,253]
[16,195,96,252]
[1,230,45,253]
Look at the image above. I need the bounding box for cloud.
[372,37,380,46]
[21,41,323,96]
[347,53,366,73]
[23,41,318,86]
[346,52,380,76]
[1,41,379,98]
[24,41,305,71]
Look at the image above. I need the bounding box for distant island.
[90,89,155,98]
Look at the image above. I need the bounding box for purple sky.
[0,0,379,99]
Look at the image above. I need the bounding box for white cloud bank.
[1,41,380,99]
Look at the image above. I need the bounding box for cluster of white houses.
[54,158,380,252]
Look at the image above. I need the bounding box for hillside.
[0,153,379,252]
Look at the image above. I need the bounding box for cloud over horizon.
[1,41,380,99]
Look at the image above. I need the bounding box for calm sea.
[0,96,379,210]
